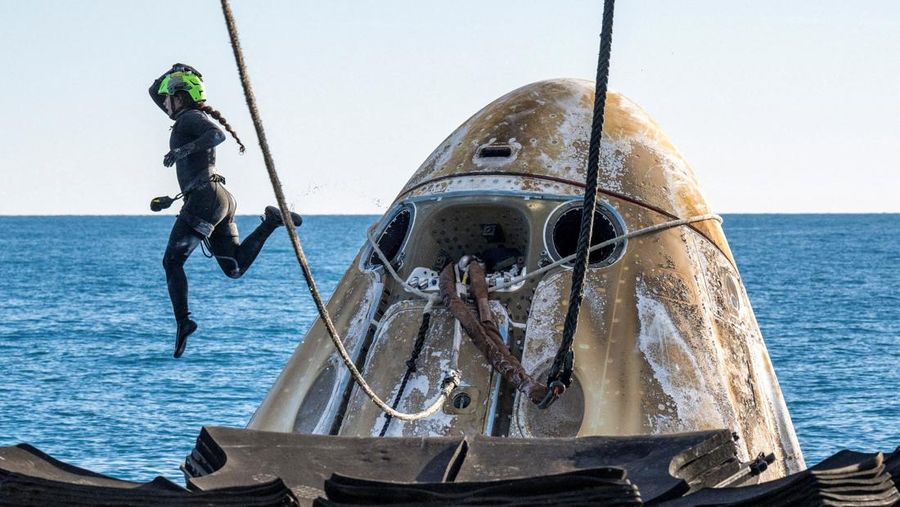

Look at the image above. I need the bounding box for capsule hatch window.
[543,200,627,268]
[365,204,414,270]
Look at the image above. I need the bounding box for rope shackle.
[538,350,574,409]
[537,380,568,410]
[441,370,462,392]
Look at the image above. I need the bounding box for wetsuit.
[150,79,279,324]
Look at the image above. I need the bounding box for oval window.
[367,206,413,269]
[544,201,626,268]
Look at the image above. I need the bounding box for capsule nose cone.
[397,79,732,262]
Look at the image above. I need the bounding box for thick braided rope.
[550,0,617,391]
[220,0,457,421]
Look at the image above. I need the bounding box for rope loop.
[220,0,456,423]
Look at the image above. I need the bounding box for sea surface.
[0,214,897,482]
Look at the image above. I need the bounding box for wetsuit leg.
[207,218,278,279]
[206,189,278,279]
[162,218,204,321]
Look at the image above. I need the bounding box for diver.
[149,63,302,358]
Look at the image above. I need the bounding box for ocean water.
[0,214,896,482]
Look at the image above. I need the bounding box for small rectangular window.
[477,145,513,158]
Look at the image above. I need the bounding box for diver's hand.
[163,150,178,167]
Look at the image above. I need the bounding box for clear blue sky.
[1,1,897,214]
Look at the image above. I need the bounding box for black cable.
[379,312,433,437]
[543,0,617,407]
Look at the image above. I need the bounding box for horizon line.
[0,212,898,217]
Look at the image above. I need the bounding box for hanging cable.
[219,0,458,421]
[378,299,435,436]
[541,0,617,409]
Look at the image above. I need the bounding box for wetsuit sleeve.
[170,112,227,161]
[149,75,168,114]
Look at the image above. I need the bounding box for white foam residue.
[311,355,344,435]
[636,283,724,432]
[654,142,705,216]
[597,136,633,193]
[528,87,634,196]
[521,274,566,371]
[371,370,455,438]
[369,312,456,438]
[583,275,608,318]
[615,93,659,132]
[615,95,707,217]
[371,381,402,437]
[538,91,591,181]
[407,123,471,188]
[523,272,603,346]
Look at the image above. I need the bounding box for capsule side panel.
[338,300,509,437]
[248,254,379,433]
[512,201,804,476]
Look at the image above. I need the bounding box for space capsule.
[249,79,804,477]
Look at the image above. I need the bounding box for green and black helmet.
[157,64,206,103]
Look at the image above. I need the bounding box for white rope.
[489,213,723,292]
[368,213,723,294]
[220,0,456,423]
[342,230,456,421]
[367,230,439,303]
